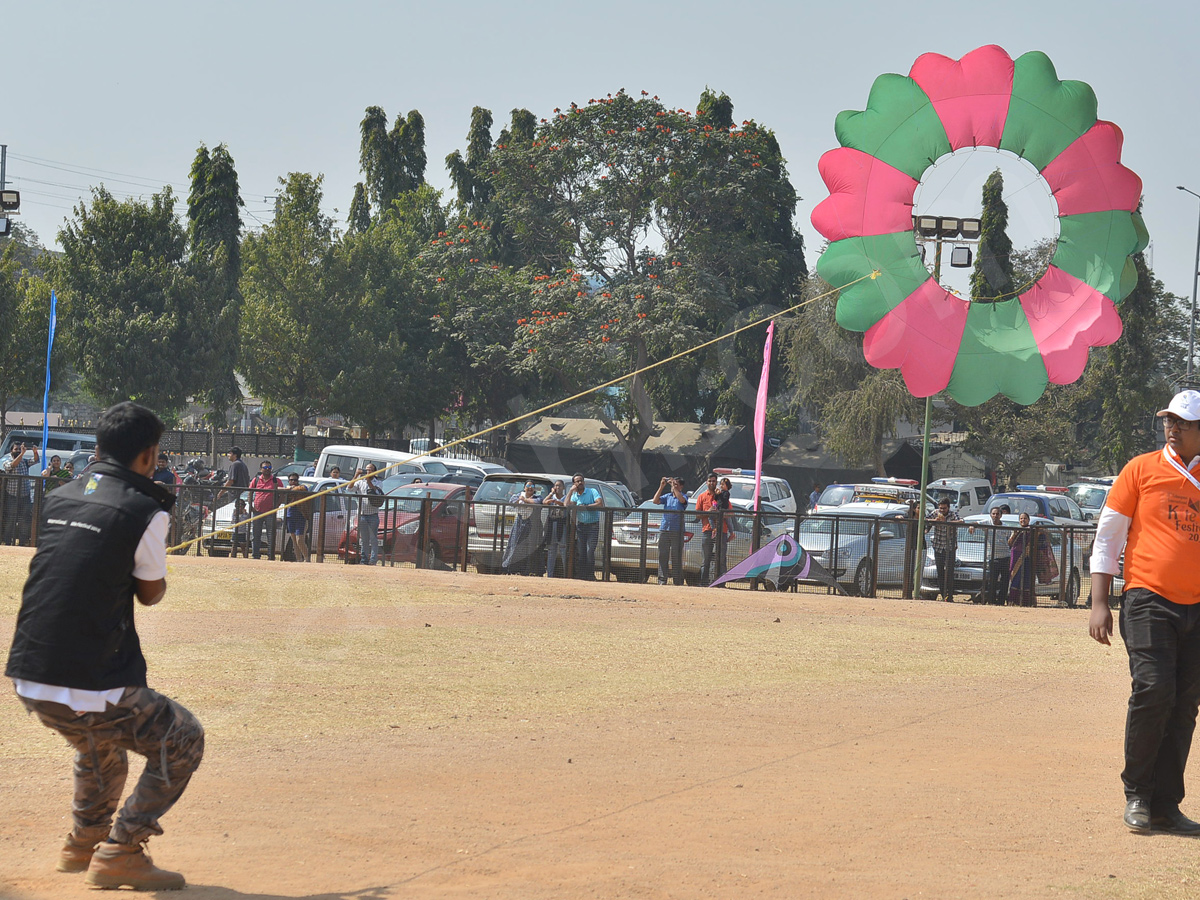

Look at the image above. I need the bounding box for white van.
[711,468,797,514]
[315,445,455,481]
[925,477,993,518]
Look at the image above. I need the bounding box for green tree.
[482,89,805,487]
[1074,251,1188,470]
[328,185,454,438]
[239,173,342,426]
[783,276,922,474]
[347,183,371,234]
[358,106,427,218]
[970,169,1015,302]
[0,258,56,435]
[187,143,244,423]
[56,187,197,416]
[0,222,49,276]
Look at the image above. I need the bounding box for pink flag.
[752,321,775,510]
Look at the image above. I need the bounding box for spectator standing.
[151,453,177,489]
[247,462,282,560]
[231,498,249,558]
[3,439,38,546]
[1006,511,1044,606]
[543,480,569,578]
[653,476,688,586]
[282,473,310,562]
[927,498,962,601]
[5,401,202,889]
[63,460,76,480]
[567,473,604,580]
[809,483,824,511]
[352,464,384,565]
[1089,390,1200,835]
[696,473,730,586]
[969,504,1011,604]
[42,455,72,494]
[503,482,543,575]
[222,446,249,495]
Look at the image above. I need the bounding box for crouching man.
[6,401,204,890]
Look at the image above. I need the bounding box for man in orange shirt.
[1090,390,1200,835]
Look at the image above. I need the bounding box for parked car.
[1066,477,1115,521]
[0,429,98,477]
[795,502,913,595]
[201,477,349,557]
[982,490,1089,526]
[340,481,472,566]
[813,480,922,513]
[712,468,798,513]
[924,477,993,517]
[608,498,790,583]
[920,513,1085,606]
[468,473,634,574]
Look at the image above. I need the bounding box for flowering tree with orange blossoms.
[463,89,806,487]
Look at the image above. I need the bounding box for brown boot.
[57,831,104,873]
[85,841,185,890]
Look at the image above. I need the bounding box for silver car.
[796,502,913,596]
[608,499,790,583]
[919,514,1086,606]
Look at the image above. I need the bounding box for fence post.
[315,493,327,564]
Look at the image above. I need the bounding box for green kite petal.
[816,232,930,332]
[999,51,1098,170]
[945,300,1049,406]
[1052,210,1143,303]
[834,74,951,181]
[1130,211,1149,254]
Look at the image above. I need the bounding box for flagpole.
[751,321,775,511]
[40,290,58,457]
[911,243,941,598]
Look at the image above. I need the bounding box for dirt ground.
[1,549,1199,899]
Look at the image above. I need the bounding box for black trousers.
[657,528,684,585]
[985,558,1010,605]
[1119,588,1200,808]
[934,547,955,599]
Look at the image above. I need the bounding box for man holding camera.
[927,498,962,602]
[3,439,39,545]
[653,476,689,586]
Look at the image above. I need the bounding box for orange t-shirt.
[1106,449,1200,605]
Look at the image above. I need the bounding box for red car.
[339,482,471,566]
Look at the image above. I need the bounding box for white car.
[711,469,798,513]
[1066,478,1114,522]
[797,502,913,595]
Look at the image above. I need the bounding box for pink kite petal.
[863,280,969,397]
[1041,121,1142,215]
[1018,265,1123,384]
[811,148,918,241]
[908,44,1014,150]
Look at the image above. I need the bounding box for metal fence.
[0,475,1106,608]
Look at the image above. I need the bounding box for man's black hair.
[229,446,242,459]
[96,402,165,467]
[1000,504,1011,513]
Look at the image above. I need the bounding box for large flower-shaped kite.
[812,45,1147,405]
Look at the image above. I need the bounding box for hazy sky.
[6,1,1199,306]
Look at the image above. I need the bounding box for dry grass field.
[2,548,1200,899]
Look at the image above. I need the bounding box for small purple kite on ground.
[709,534,845,593]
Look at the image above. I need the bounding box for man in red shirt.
[695,473,730,586]
[1090,390,1200,834]
[247,461,283,560]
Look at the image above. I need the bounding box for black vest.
[5,462,175,690]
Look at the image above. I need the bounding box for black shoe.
[1124,798,1152,833]
[1151,806,1200,835]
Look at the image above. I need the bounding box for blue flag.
[40,289,57,459]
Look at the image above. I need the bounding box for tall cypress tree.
[358,106,427,218]
[187,143,244,422]
[970,169,1014,302]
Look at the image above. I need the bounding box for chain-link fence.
[2,473,1108,608]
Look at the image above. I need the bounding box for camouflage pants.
[18,686,204,845]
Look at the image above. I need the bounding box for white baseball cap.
[1156,390,1200,421]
